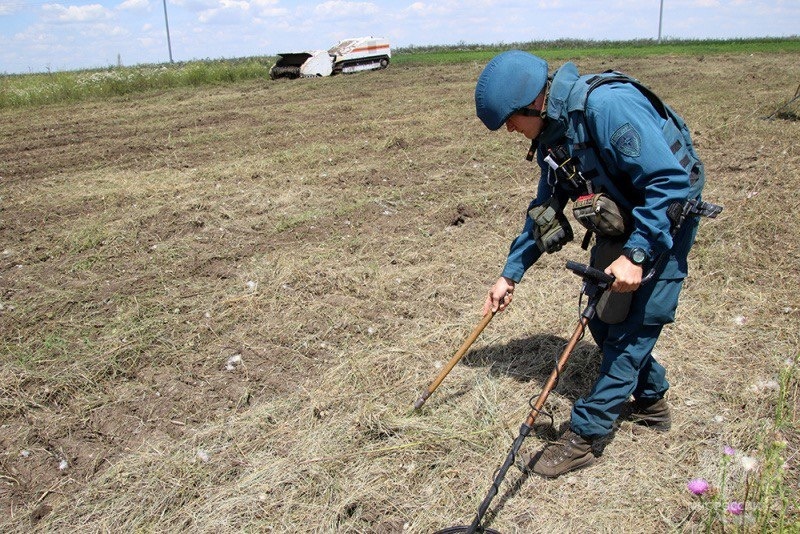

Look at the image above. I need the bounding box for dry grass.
[1,52,798,533]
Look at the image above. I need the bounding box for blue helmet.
[475,50,549,131]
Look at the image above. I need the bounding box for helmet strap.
[525,138,540,162]
[520,82,551,162]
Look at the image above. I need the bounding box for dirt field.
[1,51,798,532]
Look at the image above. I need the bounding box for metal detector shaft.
[464,261,611,534]
[414,311,495,410]
[465,313,592,534]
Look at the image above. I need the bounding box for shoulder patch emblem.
[611,122,641,157]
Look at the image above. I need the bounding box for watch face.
[632,248,646,264]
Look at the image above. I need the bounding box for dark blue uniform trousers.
[570,319,669,438]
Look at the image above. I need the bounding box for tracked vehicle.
[269,37,390,80]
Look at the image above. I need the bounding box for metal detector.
[414,199,722,412]
[434,260,613,534]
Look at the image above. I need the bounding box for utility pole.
[163,0,174,63]
[657,0,664,44]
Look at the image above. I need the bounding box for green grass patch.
[0,57,274,109]
[392,37,800,65]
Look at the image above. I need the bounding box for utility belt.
[532,195,721,256]
[529,143,721,258]
[530,187,721,325]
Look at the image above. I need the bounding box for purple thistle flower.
[727,501,744,515]
[687,478,710,495]
[723,445,736,456]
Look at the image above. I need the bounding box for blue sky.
[1,0,798,74]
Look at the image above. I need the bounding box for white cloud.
[0,4,20,15]
[406,2,450,16]
[41,3,113,23]
[314,1,378,18]
[118,0,151,11]
[198,0,250,23]
[82,23,130,37]
[170,0,219,11]
[253,4,288,17]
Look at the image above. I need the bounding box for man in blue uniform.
[474,50,706,477]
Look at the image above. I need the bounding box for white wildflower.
[733,315,746,325]
[246,280,257,291]
[713,415,724,423]
[740,455,758,472]
[197,449,210,463]
[58,459,68,470]
[20,450,30,458]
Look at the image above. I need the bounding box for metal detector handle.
[565,260,614,287]
[565,260,614,321]
[413,311,495,410]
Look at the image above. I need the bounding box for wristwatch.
[623,247,648,266]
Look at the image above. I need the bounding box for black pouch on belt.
[572,193,630,237]
[529,197,574,254]
[592,238,633,324]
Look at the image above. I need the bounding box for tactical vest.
[543,68,705,211]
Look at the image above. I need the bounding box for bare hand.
[605,256,643,293]
[483,276,516,315]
